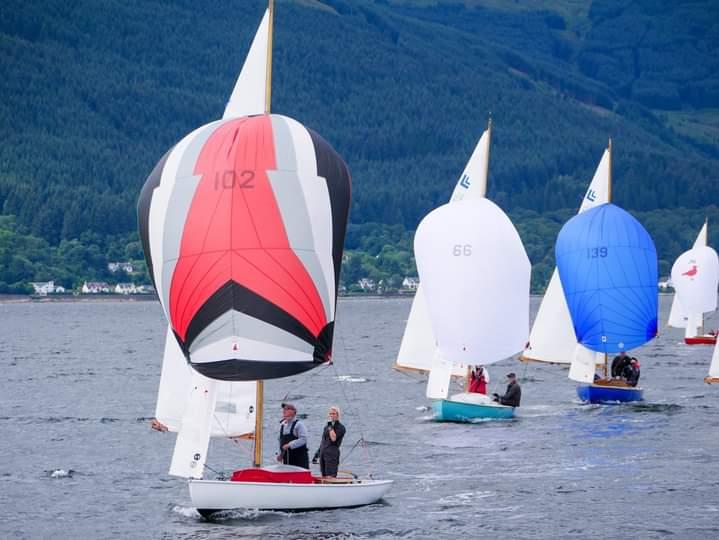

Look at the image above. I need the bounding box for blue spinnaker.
[555,203,658,353]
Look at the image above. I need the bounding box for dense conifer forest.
[1,0,718,293]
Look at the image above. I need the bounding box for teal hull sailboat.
[432,393,514,421]
[413,121,531,423]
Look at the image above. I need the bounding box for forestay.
[414,198,530,371]
[555,203,658,353]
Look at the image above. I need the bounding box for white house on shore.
[108,261,135,274]
[82,281,111,294]
[30,281,58,295]
[401,277,420,291]
[358,278,376,291]
[115,283,138,295]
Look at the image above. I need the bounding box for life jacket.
[280,418,309,468]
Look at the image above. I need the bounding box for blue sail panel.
[555,203,658,353]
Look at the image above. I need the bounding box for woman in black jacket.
[313,406,346,477]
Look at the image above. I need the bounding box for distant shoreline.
[0,291,677,304]
[0,294,158,304]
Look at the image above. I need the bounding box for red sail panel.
[169,115,327,342]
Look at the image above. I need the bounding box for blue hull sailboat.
[576,383,644,404]
[555,143,658,403]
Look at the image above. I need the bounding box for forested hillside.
[1,0,717,293]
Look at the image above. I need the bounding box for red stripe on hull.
[169,115,327,342]
[685,335,717,345]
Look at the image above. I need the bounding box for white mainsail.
[668,221,718,338]
[414,198,531,398]
[521,147,610,365]
[155,10,270,477]
[396,125,491,377]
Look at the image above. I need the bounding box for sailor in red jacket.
[468,365,489,394]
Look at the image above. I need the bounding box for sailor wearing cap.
[491,372,522,407]
[277,402,310,469]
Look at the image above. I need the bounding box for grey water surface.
[1,296,718,539]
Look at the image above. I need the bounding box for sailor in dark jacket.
[623,358,641,387]
[492,372,521,407]
[277,403,309,469]
[312,406,346,477]
[611,351,632,379]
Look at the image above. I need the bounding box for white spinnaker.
[415,198,530,367]
[396,128,490,376]
[671,245,719,319]
[668,222,716,331]
[223,9,269,120]
[522,148,610,364]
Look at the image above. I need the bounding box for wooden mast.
[465,116,493,390]
[604,138,613,379]
[704,216,708,333]
[253,0,274,469]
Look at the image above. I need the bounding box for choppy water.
[1,296,718,539]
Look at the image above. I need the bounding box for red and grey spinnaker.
[138,114,350,381]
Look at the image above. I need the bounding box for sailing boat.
[412,126,531,421]
[395,120,492,382]
[520,143,611,368]
[705,339,719,384]
[138,2,391,514]
[668,219,719,345]
[555,151,659,403]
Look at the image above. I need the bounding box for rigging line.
[332,332,375,473]
[203,461,229,480]
[279,361,335,403]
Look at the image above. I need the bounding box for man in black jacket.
[492,373,521,407]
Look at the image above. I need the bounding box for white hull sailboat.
[139,1,390,515]
[668,219,719,346]
[190,466,392,516]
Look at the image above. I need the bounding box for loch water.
[1,296,718,539]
